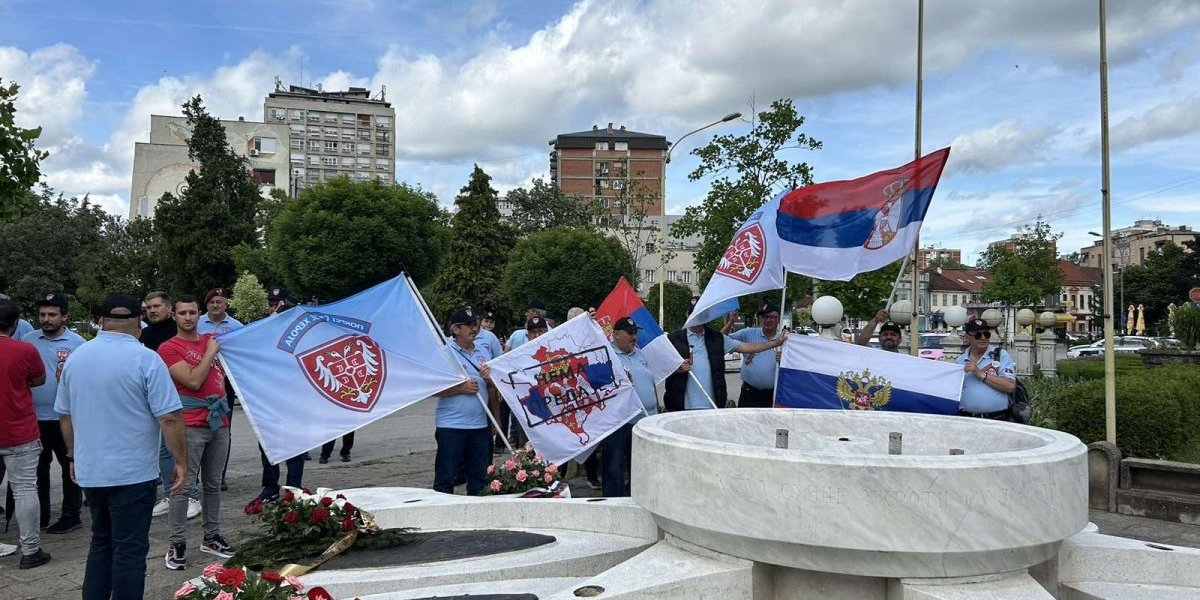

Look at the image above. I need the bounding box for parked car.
[1066,336,1156,358]
[724,352,741,372]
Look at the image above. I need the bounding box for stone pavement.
[2,378,1199,599]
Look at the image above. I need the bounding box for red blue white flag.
[776,148,951,281]
[594,277,684,383]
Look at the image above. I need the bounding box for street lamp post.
[658,112,742,325]
[1090,231,1128,334]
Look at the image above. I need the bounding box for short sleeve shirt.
[475,328,503,360]
[728,327,780,389]
[684,330,739,410]
[955,347,1017,413]
[616,347,657,421]
[0,336,44,447]
[436,339,490,429]
[506,329,529,352]
[157,335,228,428]
[22,328,85,421]
[197,314,243,335]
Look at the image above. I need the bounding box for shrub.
[1055,355,1143,382]
[1171,304,1200,350]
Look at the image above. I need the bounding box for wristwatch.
[977,372,987,382]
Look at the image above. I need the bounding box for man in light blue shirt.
[55,293,186,600]
[473,309,503,360]
[197,288,243,335]
[665,323,786,411]
[505,299,547,351]
[600,317,658,497]
[433,306,493,496]
[722,303,784,408]
[22,292,85,533]
[954,318,1017,419]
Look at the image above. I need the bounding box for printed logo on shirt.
[55,347,71,381]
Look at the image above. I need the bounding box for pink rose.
[174,581,197,598]
[544,473,554,484]
[516,469,528,482]
[286,575,305,591]
[486,464,495,475]
[214,592,234,600]
[201,562,224,578]
[490,479,501,492]
[503,459,517,471]
[545,464,557,475]
[532,470,540,477]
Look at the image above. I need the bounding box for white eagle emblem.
[298,335,387,411]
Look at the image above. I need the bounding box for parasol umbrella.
[1126,305,1135,334]
[1135,304,1146,336]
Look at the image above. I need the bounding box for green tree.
[504,178,601,236]
[270,178,449,302]
[501,227,634,321]
[670,99,821,287]
[1121,240,1199,334]
[430,166,515,319]
[977,218,1063,307]
[646,281,693,332]
[233,188,289,285]
[0,79,48,219]
[816,263,903,319]
[153,96,261,294]
[230,271,269,322]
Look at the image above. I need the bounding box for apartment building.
[1077,219,1196,270]
[549,123,667,216]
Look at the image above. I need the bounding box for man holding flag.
[599,317,658,497]
[433,307,495,496]
[721,303,785,408]
[665,324,785,411]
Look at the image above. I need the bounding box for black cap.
[525,316,548,331]
[449,306,477,326]
[267,287,291,303]
[526,299,547,311]
[879,321,902,335]
[482,311,495,320]
[690,295,700,308]
[35,292,68,311]
[757,303,781,316]
[613,316,639,334]
[965,318,990,333]
[99,293,141,318]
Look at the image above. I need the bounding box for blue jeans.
[257,444,304,500]
[433,428,490,495]
[83,479,157,600]
[158,437,197,500]
[599,423,634,497]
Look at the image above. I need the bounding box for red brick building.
[549,123,667,216]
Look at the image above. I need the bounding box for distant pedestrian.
[56,292,186,599]
[505,300,547,351]
[319,432,354,463]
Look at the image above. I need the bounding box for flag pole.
[769,273,788,407]
[402,273,515,455]
[908,0,925,357]
[688,371,721,410]
[1098,0,1117,444]
[886,254,910,313]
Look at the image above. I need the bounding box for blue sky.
[3,0,1199,263]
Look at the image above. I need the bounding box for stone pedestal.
[1037,330,1057,378]
[1013,330,1035,377]
[939,333,965,363]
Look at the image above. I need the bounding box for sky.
[2,0,1199,264]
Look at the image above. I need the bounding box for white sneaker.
[187,498,201,520]
[152,498,170,517]
[0,543,16,557]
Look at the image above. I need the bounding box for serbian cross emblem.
[298,335,386,412]
[716,222,766,284]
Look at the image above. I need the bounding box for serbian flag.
[776,148,950,281]
[594,277,684,383]
[776,336,962,414]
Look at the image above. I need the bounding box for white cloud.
[945,120,1059,174]
[1110,95,1200,152]
[0,43,95,145]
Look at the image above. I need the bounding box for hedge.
[1055,355,1144,382]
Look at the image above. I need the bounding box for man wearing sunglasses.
[954,318,1017,420]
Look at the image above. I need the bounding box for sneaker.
[318,456,329,464]
[152,497,170,517]
[201,534,234,559]
[587,479,601,490]
[19,549,51,569]
[45,517,82,535]
[164,542,186,570]
[187,498,201,520]
[0,543,16,557]
[340,453,351,463]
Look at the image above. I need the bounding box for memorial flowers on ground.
[173,564,307,599]
[486,447,569,497]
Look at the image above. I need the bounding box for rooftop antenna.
[372,84,386,102]
[299,55,304,88]
[274,76,284,92]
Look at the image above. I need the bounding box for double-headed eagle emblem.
[836,368,893,410]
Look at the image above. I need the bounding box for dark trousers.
[220,394,234,485]
[433,428,490,496]
[37,420,82,524]
[599,423,634,497]
[258,445,304,499]
[82,479,156,600]
[738,382,775,408]
[321,432,355,459]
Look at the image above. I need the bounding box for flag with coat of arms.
[487,312,644,466]
[218,275,466,464]
[593,276,684,383]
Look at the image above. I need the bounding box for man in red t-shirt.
[0,299,51,568]
[157,294,234,570]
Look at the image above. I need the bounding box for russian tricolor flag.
[594,277,684,383]
[776,148,950,281]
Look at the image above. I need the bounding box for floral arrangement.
[173,563,315,599]
[243,487,367,546]
[485,447,568,496]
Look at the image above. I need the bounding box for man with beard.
[856,309,904,353]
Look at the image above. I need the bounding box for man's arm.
[165,337,220,391]
[720,311,739,335]
[856,309,889,346]
[26,346,46,387]
[734,333,787,355]
[29,372,46,387]
[156,411,187,496]
[60,414,76,483]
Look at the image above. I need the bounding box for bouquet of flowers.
[173,564,310,599]
[485,447,569,497]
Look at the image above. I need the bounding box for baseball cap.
[99,293,141,318]
[964,318,990,334]
[690,295,700,308]
[757,303,781,316]
[482,311,495,320]
[526,299,547,311]
[879,321,902,335]
[449,306,477,326]
[204,287,231,304]
[613,316,639,334]
[267,287,291,303]
[525,316,548,331]
[35,292,68,311]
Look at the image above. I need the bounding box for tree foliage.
[430,166,516,319]
[500,227,634,321]
[270,177,449,302]
[230,271,268,323]
[503,178,601,236]
[670,99,821,287]
[1121,238,1200,334]
[977,218,1063,307]
[0,79,48,219]
[153,96,260,294]
[816,263,903,320]
[646,281,693,332]
[233,187,289,286]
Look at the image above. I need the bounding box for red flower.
[244,499,263,515]
[283,511,300,524]
[260,570,285,585]
[341,518,355,531]
[342,502,357,514]
[282,490,295,502]
[320,496,334,506]
[310,507,329,524]
[307,587,334,600]
[215,567,247,588]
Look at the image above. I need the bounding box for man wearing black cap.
[855,309,904,353]
[665,322,786,412]
[56,293,187,596]
[266,287,295,316]
[505,300,547,352]
[954,318,1017,420]
[433,307,494,495]
[21,292,85,533]
[722,304,786,408]
[600,317,659,496]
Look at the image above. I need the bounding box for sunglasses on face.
[971,332,992,340]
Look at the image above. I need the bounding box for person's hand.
[204,336,220,358]
[774,332,788,347]
[727,310,739,321]
[479,362,491,379]
[461,378,480,394]
[963,361,977,375]
[69,463,76,485]
[676,358,692,374]
[875,308,889,323]
[170,463,186,496]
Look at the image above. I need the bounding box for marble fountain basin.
[631,408,1089,578]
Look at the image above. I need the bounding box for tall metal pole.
[909,0,924,357]
[1099,0,1117,444]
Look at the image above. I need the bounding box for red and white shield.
[715,223,766,284]
[297,335,387,412]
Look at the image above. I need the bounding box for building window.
[308,156,321,165]
[595,142,608,151]
[341,156,354,167]
[344,142,356,153]
[290,139,302,149]
[375,144,389,156]
[683,271,692,284]
[644,269,655,283]
[252,137,277,154]
[357,143,371,154]
[376,158,390,170]
[324,141,338,151]
[668,269,677,281]
[356,157,370,167]
[378,131,390,142]
[358,130,371,140]
[306,126,321,136]
[614,141,628,151]
[252,169,276,185]
[271,108,286,121]
[289,152,304,164]
[645,242,655,253]
[307,112,321,122]
[376,116,391,127]
[288,109,303,120]
[289,124,304,135]
[322,156,337,166]
[307,140,320,151]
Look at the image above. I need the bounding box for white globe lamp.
[890,300,913,325]
[981,308,1003,328]
[943,305,968,329]
[812,296,844,340]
